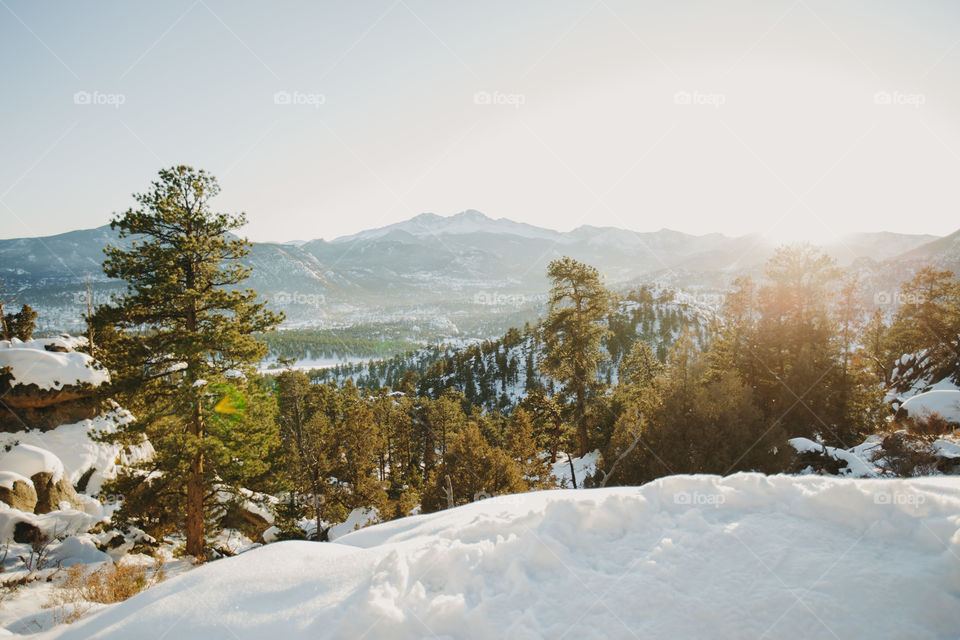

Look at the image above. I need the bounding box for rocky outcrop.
[0,337,110,432]
[0,380,105,431]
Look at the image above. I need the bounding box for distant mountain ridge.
[0,210,952,334]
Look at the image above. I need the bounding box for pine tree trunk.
[186,399,205,559]
[550,417,560,464]
[576,384,587,458]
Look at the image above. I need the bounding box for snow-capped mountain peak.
[331,210,562,243]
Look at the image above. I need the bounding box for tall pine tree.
[541,257,612,456]
[92,166,281,558]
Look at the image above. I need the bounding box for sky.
[2,0,960,243]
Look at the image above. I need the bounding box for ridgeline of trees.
[56,165,960,558]
[259,326,420,364]
[309,286,710,413]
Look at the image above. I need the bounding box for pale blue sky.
[2,0,960,242]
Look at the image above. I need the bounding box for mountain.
[896,228,960,269]
[332,210,563,243]
[0,211,950,335]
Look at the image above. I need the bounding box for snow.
[0,338,108,390]
[902,390,960,424]
[0,503,101,543]
[0,409,150,495]
[788,437,879,477]
[327,507,380,541]
[38,473,960,639]
[0,443,65,483]
[0,470,33,491]
[551,449,599,487]
[332,210,563,244]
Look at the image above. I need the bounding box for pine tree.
[91,166,281,558]
[541,257,612,456]
[888,267,960,389]
[506,407,552,488]
[4,304,37,341]
[421,422,525,512]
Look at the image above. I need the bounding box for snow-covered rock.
[0,338,108,391]
[37,473,960,639]
[901,389,960,424]
[0,470,37,512]
[0,443,66,483]
[0,336,111,431]
[788,437,880,477]
[0,409,150,496]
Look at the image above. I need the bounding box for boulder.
[0,473,38,512]
[13,520,41,544]
[31,471,83,514]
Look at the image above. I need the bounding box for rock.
[13,520,41,544]
[31,471,83,514]
[0,381,105,432]
[0,475,38,512]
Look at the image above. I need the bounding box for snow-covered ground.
[36,473,960,639]
[551,449,599,488]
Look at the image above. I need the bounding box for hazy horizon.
[4,207,952,246]
[4,1,960,243]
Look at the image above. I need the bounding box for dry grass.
[46,557,166,624]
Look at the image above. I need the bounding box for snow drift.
[40,473,960,639]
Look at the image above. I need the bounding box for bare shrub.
[46,557,166,624]
[901,411,956,438]
[872,432,940,477]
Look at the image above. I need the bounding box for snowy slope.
[41,473,960,639]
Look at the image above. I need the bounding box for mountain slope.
[1,212,951,334]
